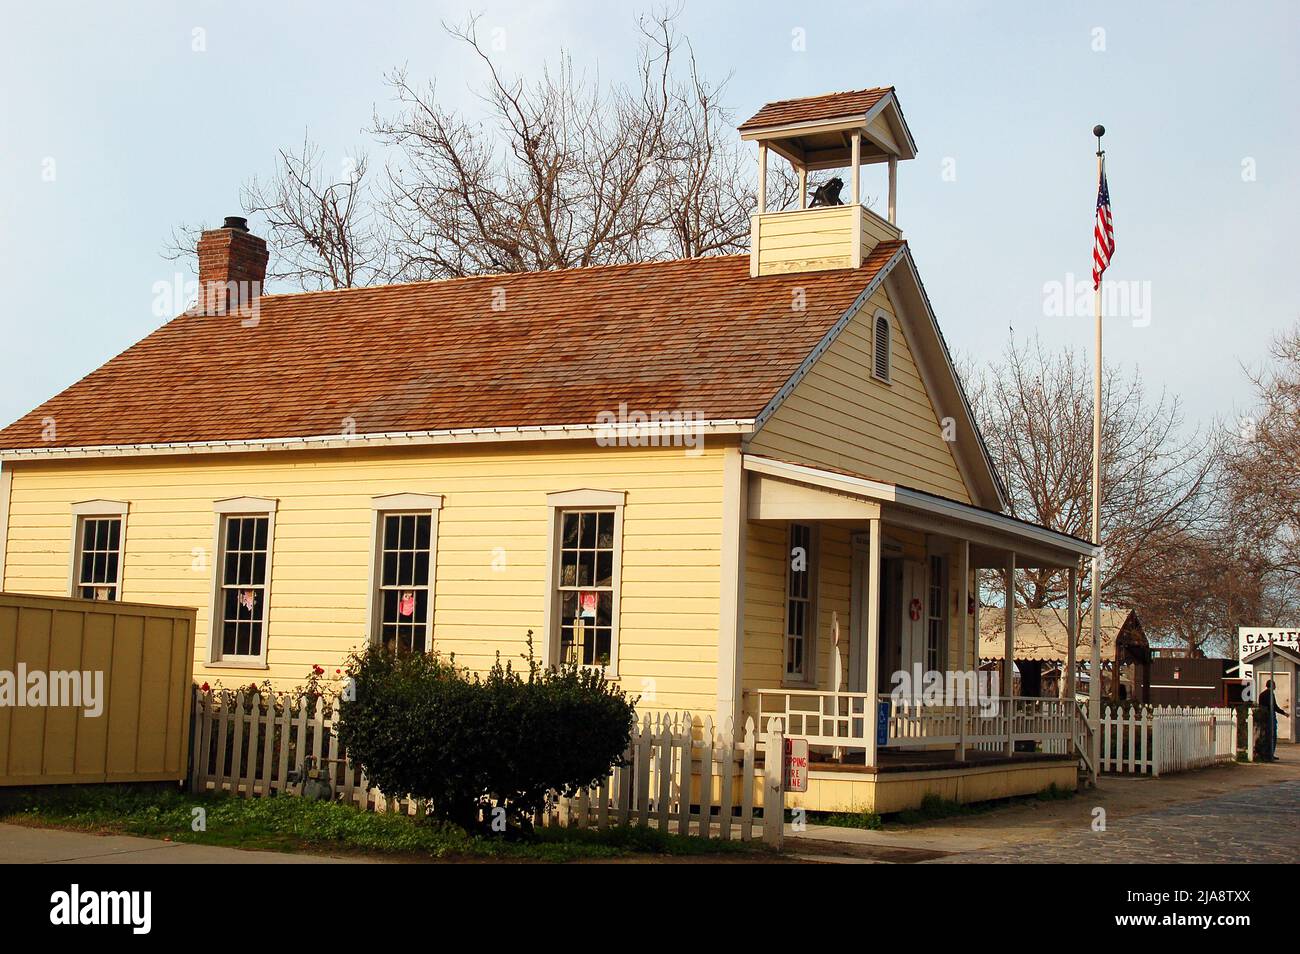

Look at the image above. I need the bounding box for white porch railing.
[750,689,1075,754]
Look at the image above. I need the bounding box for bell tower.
[739,87,917,276]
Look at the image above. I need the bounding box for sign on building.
[783,738,809,793]
[1238,628,1300,675]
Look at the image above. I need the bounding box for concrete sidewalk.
[0,824,372,864]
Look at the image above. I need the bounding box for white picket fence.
[188,689,783,844]
[189,688,410,811]
[1098,705,1238,776]
[543,712,783,844]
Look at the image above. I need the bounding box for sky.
[1,0,1296,435]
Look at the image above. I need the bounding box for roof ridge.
[759,85,892,105]
[260,252,752,303]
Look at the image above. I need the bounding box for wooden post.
[762,718,785,849]
[956,539,969,761]
[888,155,898,223]
[1004,553,1016,757]
[757,143,768,214]
[1066,564,1078,700]
[798,166,808,209]
[864,516,883,769]
[851,132,862,206]
[716,446,746,727]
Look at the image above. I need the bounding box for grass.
[804,782,1075,830]
[0,785,763,862]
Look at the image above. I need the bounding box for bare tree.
[240,136,391,290]
[1223,321,1300,587]
[163,8,801,288]
[370,9,796,280]
[964,337,1220,642]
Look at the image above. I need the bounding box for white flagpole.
[1089,126,1106,784]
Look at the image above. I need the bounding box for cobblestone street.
[930,779,1300,864]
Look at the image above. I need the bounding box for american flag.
[1092,159,1115,290]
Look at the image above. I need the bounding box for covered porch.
[734,455,1098,810]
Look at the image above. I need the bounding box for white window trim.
[206,496,278,669]
[543,489,625,676]
[67,499,130,600]
[365,493,443,651]
[871,308,893,384]
[782,522,820,688]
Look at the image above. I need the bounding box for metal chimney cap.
[222,216,249,232]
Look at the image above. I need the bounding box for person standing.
[1258,680,1290,761]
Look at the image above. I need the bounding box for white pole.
[864,517,882,769]
[757,143,768,215]
[957,539,969,762]
[851,132,862,206]
[1089,139,1105,785]
[1004,552,1016,757]
[1066,564,1078,700]
[888,155,898,224]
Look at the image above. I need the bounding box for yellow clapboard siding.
[743,522,788,688]
[3,443,726,707]
[748,285,974,503]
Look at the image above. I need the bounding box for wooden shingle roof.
[739,87,894,131]
[0,243,904,451]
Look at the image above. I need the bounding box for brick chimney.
[196,216,268,316]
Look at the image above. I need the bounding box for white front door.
[899,559,926,690]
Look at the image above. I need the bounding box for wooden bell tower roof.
[738,87,917,170]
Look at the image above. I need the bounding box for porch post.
[1065,564,1078,700]
[888,156,898,224]
[1004,552,1016,757]
[851,131,862,206]
[864,516,883,769]
[956,539,969,762]
[716,447,747,727]
[757,144,768,215]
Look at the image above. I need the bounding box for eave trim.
[0,419,756,462]
[742,454,1095,558]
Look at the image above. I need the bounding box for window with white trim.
[872,311,892,383]
[217,515,270,660]
[74,516,123,601]
[209,497,277,666]
[377,512,433,652]
[557,510,616,667]
[368,493,442,654]
[784,523,817,683]
[545,490,624,672]
[926,554,948,672]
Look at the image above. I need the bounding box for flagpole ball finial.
[1092,124,1106,138]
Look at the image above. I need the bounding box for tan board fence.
[0,592,196,786]
[191,688,785,845]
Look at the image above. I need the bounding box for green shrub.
[336,634,636,830]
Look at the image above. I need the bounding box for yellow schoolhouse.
[0,88,1095,810]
